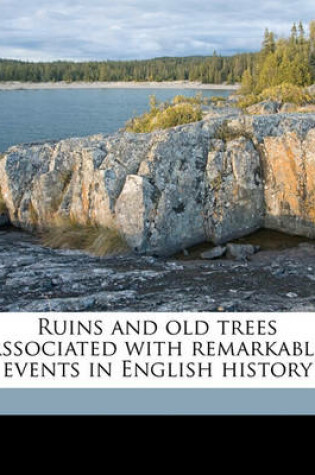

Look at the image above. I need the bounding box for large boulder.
[0,113,314,255]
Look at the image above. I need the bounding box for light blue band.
[0,389,314,415]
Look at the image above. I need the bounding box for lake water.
[0,88,232,153]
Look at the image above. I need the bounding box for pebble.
[286,292,298,299]
[226,244,260,261]
[201,246,226,260]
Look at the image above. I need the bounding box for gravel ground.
[0,228,314,312]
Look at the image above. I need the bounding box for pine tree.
[298,21,305,43]
[310,20,315,80]
[241,22,313,93]
[241,69,254,94]
[262,29,276,55]
[291,23,298,43]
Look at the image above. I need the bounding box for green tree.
[241,22,313,94]
[291,23,298,44]
[241,68,254,94]
[298,21,305,43]
[262,29,276,55]
[310,20,315,79]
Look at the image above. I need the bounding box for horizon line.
[0,51,259,64]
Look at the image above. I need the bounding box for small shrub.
[126,100,202,133]
[237,94,261,109]
[149,94,158,109]
[209,96,227,103]
[259,84,313,105]
[41,219,129,256]
[210,175,222,190]
[238,84,315,109]
[214,121,253,142]
[172,94,227,106]
[172,93,208,105]
[126,93,231,133]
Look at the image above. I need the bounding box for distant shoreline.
[0,81,239,91]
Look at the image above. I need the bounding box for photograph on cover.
[0,0,314,314]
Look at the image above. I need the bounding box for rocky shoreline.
[0,227,314,312]
[0,98,314,312]
[0,81,239,91]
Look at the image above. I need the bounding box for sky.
[0,0,314,61]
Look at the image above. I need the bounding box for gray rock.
[280,103,297,113]
[201,246,226,260]
[247,101,280,115]
[298,242,315,249]
[286,292,298,299]
[226,243,259,260]
[0,113,315,256]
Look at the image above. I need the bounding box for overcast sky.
[1,0,314,61]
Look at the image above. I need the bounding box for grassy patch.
[172,93,204,105]
[0,189,7,215]
[238,84,315,109]
[125,94,203,133]
[209,96,227,104]
[237,94,261,109]
[0,157,8,215]
[126,94,229,133]
[28,201,39,225]
[171,93,226,106]
[210,175,223,190]
[214,121,253,142]
[40,219,129,256]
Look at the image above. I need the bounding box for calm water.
[0,88,232,152]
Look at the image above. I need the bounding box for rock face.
[247,101,281,115]
[263,128,315,238]
[246,100,315,115]
[0,113,315,255]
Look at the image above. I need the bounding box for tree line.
[1,22,314,87]
[242,21,315,94]
[0,54,255,84]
